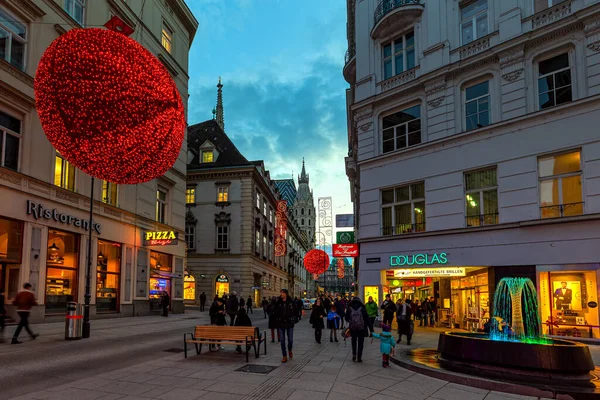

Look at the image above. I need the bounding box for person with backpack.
[346,296,369,362]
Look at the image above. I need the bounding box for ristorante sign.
[144,231,178,246]
[393,267,466,278]
[390,252,447,267]
[26,200,101,234]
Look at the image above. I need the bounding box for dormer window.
[202,151,214,163]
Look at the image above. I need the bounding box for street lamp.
[82,177,95,339]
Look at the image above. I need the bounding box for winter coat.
[309,305,326,329]
[365,300,378,318]
[382,300,397,321]
[268,301,279,329]
[239,297,246,308]
[345,299,369,333]
[327,310,340,329]
[209,303,227,326]
[234,309,252,327]
[273,297,296,329]
[372,331,396,355]
[247,297,253,308]
[335,299,346,318]
[226,296,239,315]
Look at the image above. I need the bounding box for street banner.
[274,200,287,256]
[336,231,355,244]
[332,243,359,257]
[336,214,354,228]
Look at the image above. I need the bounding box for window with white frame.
[102,180,118,206]
[464,168,498,227]
[64,0,85,26]
[186,188,195,205]
[256,191,260,208]
[465,81,490,131]
[263,198,267,216]
[538,53,572,110]
[263,235,267,258]
[461,0,488,45]
[54,153,75,191]
[538,151,583,219]
[268,237,273,260]
[383,31,415,80]
[217,186,228,202]
[0,110,21,171]
[382,104,421,154]
[381,182,425,235]
[534,0,567,13]
[269,208,273,224]
[161,23,173,54]
[185,225,196,250]
[216,225,228,250]
[156,187,167,223]
[0,8,27,71]
[255,229,260,253]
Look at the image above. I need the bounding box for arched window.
[302,219,304,225]
[308,220,311,226]
[301,209,305,215]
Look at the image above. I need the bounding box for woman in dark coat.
[268,297,280,343]
[208,298,226,350]
[234,308,253,354]
[309,298,327,344]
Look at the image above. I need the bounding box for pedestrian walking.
[365,296,378,337]
[262,297,269,318]
[309,298,326,344]
[11,283,38,345]
[208,297,226,351]
[234,307,253,354]
[322,295,331,313]
[199,292,207,312]
[239,294,246,309]
[161,291,170,317]
[226,291,239,326]
[381,294,396,327]
[346,296,369,362]
[335,296,346,329]
[0,289,5,343]
[429,296,437,327]
[268,297,280,343]
[372,323,395,368]
[273,289,296,363]
[247,295,253,314]
[327,305,341,342]
[396,299,414,345]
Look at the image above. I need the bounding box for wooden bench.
[184,325,267,362]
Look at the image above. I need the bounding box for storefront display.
[0,217,23,300]
[450,270,489,331]
[96,240,121,312]
[215,274,229,297]
[150,251,172,308]
[46,230,79,314]
[184,274,195,301]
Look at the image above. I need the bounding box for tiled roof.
[187,119,250,169]
[273,179,297,205]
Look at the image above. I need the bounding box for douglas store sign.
[390,252,447,267]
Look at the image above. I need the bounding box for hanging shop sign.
[26,200,101,234]
[143,230,178,246]
[335,214,354,228]
[392,267,466,278]
[333,244,359,257]
[274,200,288,256]
[336,231,355,244]
[389,252,447,267]
[216,274,229,283]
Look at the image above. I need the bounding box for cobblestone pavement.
[3,311,560,400]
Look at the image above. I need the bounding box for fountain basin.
[438,332,596,387]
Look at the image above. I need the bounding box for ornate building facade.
[292,159,316,246]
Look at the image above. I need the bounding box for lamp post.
[82,177,95,339]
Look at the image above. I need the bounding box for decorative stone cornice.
[0,169,22,185]
[585,19,600,53]
[532,2,571,30]
[525,21,583,49]
[215,212,231,224]
[499,48,525,82]
[186,209,198,224]
[0,59,34,88]
[459,36,490,60]
[378,68,417,92]
[425,78,446,109]
[0,80,35,110]
[5,0,46,21]
[55,189,79,204]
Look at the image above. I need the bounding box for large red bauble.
[34,28,185,184]
[303,249,330,275]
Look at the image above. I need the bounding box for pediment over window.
[185,210,197,224]
[200,140,220,163]
[215,212,231,224]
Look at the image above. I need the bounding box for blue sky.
[186,0,352,243]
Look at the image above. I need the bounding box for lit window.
[185,225,196,250]
[381,182,425,235]
[186,188,195,205]
[255,229,260,253]
[64,0,85,26]
[54,154,75,191]
[263,235,267,257]
[461,0,488,45]
[382,105,421,154]
[263,198,267,216]
[383,31,415,80]
[465,81,490,131]
[535,0,567,13]
[202,151,213,163]
[102,180,118,206]
[269,208,273,224]
[0,8,27,71]
[0,110,21,171]
[539,151,583,218]
[217,225,229,250]
[156,187,167,223]
[256,191,260,208]
[465,169,498,227]
[161,24,173,54]
[538,53,572,110]
[217,186,228,202]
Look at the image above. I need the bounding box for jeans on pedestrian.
[350,330,365,360]
[278,327,293,357]
[248,306,253,314]
[228,313,236,326]
[13,311,35,340]
[314,328,322,343]
[368,317,375,335]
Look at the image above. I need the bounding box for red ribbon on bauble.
[303,249,330,275]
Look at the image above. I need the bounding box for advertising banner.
[335,214,354,228]
[332,244,359,257]
[274,200,288,256]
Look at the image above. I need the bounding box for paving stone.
[155,388,208,400]
[204,381,259,395]
[484,392,538,400]
[287,389,329,400]
[430,384,488,400]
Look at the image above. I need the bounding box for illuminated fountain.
[437,277,595,387]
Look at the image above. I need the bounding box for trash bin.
[65,301,83,340]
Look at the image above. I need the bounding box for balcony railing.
[374,0,422,26]
[540,202,584,219]
[345,43,356,65]
[466,213,499,227]
[382,222,426,236]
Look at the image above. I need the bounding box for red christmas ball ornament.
[303,249,330,275]
[337,258,345,279]
[34,28,185,184]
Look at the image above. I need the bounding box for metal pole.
[82,176,95,339]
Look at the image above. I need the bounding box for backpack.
[348,307,365,331]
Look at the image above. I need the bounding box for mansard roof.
[187,119,250,169]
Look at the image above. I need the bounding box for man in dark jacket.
[161,291,170,317]
[381,294,396,326]
[273,289,296,363]
[239,294,246,309]
[247,295,253,314]
[346,297,369,362]
[226,292,239,326]
[262,297,269,318]
[209,298,226,351]
[12,283,38,344]
[397,299,414,345]
[199,292,207,312]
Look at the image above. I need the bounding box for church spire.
[215,77,224,130]
[298,157,309,184]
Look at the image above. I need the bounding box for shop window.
[54,153,75,191]
[382,104,421,154]
[96,240,121,313]
[215,274,229,297]
[534,0,567,13]
[0,110,21,171]
[538,53,572,110]
[185,225,196,250]
[0,217,22,262]
[381,182,425,235]
[217,186,228,202]
[156,187,168,223]
[464,80,490,131]
[538,151,582,218]
[161,23,173,54]
[64,0,85,25]
[186,188,195,205]
[101,180,118,206]
[184,274,195,301]
[382,31,415,80]
[0,7,27,71]
[465,168,498,227]
[46,230,79,314]
[460,0,488,45]
[149,251,172,312]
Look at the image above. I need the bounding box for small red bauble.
[35,28,185,184]
[303,249,330,275]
